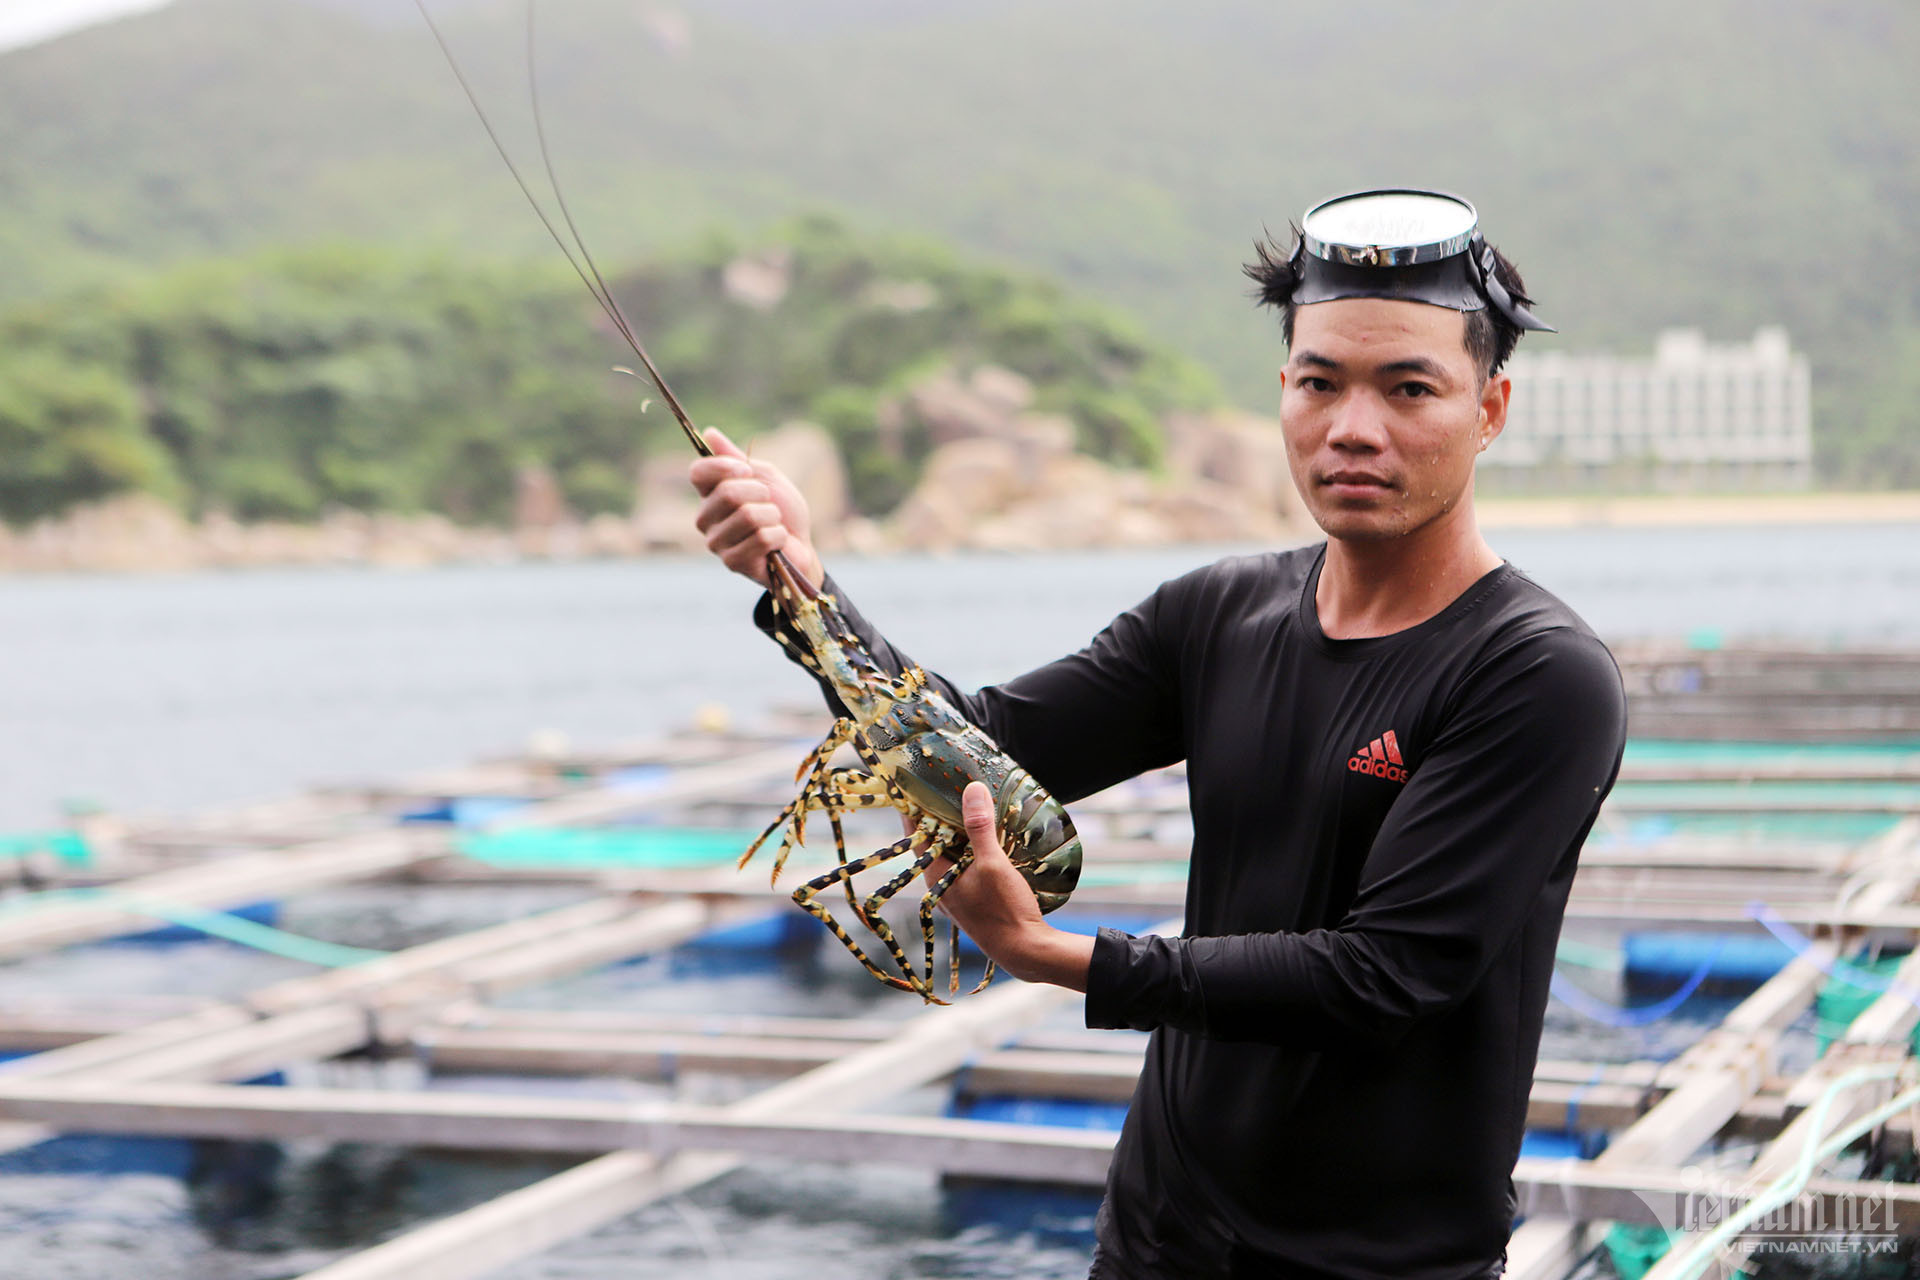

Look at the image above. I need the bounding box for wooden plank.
[1503,943,1836,1280]
[0,746,796,965]
[1642,846,1920,1280]
[0,831,441,960]
[414,1027,1147,1100]
[0,897,727,1157]
[431,1008,1146,1055]
[1510,1157,1920,1233]
[1543,828,1915,1280]
[294,917,1181,1280]
[1,1076,1914,1239]
[0,998,219,1050]
[480,746,801,831]
[1,895,644,1082]
[296,1150,735,1280]
[0,1078,1117,1183]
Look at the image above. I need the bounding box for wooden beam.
[1510,1157,1920,1234]
[1502,943,1837,1280]
[0,831,441,961]
[294,1150,738,1280]
[293,918,1180,1280]
[1640,838,1920,1280]
[479,746,801,831]
[0,1076,1913,1240]
[0,897,728,1157]
[0,1078,1116,1183]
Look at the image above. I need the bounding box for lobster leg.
[790,818,945,1000]
[849,736,917,808]
[810,768,898,920]
[921,848,1000,996]
[819,769,921,924]
[857,822,965,995]
[738,719,857,879]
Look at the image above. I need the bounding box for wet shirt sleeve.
[753,574,1185,804]
[1083,627,1627,1047]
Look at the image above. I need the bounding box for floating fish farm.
[3,645,1920,1279]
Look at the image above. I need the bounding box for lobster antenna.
[410,0,711,457]
[523,2,708,456]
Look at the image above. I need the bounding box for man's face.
[1280,298,1509,544]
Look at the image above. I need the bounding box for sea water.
[2,525,1918,1276]
[2,523,1918,828]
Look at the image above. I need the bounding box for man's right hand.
[689,427,825,590]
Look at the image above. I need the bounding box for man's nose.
[1324,391,1389,450]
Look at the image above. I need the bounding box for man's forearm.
[983,921,1095,992]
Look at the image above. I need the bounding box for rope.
[1549,939,1724,1028]
[0,888,387,968]
[1661,1063,1919,1280]
[1747,900,1920,1013]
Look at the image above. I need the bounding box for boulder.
[584,512,643,558]
[721,247,792,311]
[890,437,1032,550]
[634,454,705,554]
[514,464,574,530]
[28,494,199,572]
[968,365,1036,416]
[1164,409,1304,527]
[1147,482,1290,544]
[905,371,1018,448]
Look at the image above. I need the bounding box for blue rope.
[1747,900,1920,1011]
[0,889,386,968]
[1548,938,1724,1028]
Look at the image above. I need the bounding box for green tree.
[0,348,177,522]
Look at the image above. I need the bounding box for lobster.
[412,0,1085,1001]
[746,554,1084,1001]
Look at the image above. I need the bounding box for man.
[691,189,1628,1280]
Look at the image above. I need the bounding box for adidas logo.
[1347,729,1408,784]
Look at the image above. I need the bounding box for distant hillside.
[1,0,1918,483]
[0,222,1215,523]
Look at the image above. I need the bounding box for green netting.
[1078,862,1190,887]
[1602,813,1903,842]
[1603,1222,1680,1280]
[1604,742,1918,843]
[457,826,766,869]
[1622,740,1920,765]
[1814,953,1920,1057]
[0,832,91,866]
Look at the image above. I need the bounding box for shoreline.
[5,489,1920,577]
[1476,490,1920,529]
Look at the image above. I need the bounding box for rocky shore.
[0,365,1313,574]
[9,360,1912,576]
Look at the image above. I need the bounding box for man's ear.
[1478,374,1512,450]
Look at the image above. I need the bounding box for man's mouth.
[1320,470,1395,491]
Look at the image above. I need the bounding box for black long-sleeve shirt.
[758,545,1628,1280]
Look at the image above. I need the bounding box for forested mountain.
[0,223,1213,523]
[2,0,1917,486]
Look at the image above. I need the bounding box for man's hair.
[1242,229,1536,380]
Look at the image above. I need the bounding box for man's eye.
[1297,376,1334,392]
[1395,382,1436,398]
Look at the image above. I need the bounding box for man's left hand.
[926,781,1094,992]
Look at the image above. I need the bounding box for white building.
[1491,328,1813,489]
